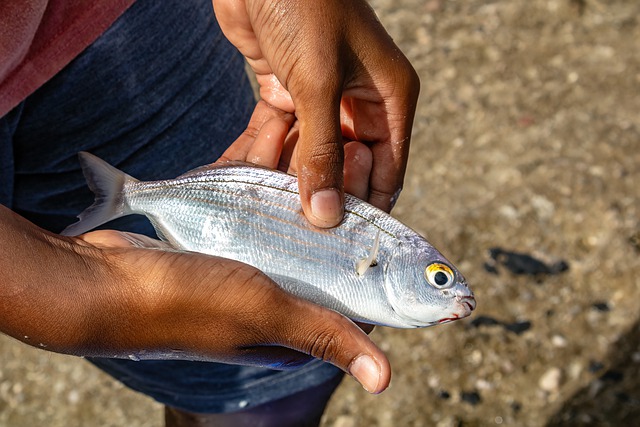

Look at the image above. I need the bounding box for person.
[0,0,419,425]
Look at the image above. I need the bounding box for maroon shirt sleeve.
[0,0,135,117]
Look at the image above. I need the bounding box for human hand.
[218,101,375,202]
[78,229,390,392]
[214,0,420,227]
[0,207,390,393]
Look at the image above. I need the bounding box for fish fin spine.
[356,230,381,276]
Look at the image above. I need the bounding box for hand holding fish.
[0,205,390,394]
[218,101,375,202]
[214,0,420,227]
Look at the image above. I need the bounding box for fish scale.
[63,152,476,328]
[128,173,389,319]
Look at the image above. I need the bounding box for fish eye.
[425,263,455,289]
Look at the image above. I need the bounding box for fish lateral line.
[164,177,300,197]
[170,175,397,239]
[345,209,397,240]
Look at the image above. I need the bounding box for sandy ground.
[1,0,639,426]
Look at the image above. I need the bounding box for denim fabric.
[0,0,340,413]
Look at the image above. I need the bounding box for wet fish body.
[63,152,475,328]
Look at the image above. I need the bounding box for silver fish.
[63,152,475,328]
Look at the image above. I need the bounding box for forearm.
[0,205,126,354]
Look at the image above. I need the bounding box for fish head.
[383,241,475,328]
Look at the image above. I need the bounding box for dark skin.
[0,141,384,427]
[215,0,420,226]
[0,192,386,385]
[1,0,419,425]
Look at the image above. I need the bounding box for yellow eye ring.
[425,263,455,289]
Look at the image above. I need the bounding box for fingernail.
[349,355,381,394]
[310,189,343,227]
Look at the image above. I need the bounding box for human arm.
[213,0,420,227]
[0,205,389,393]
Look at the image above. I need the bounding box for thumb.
[293,81,345,228]
[279,301,391,394]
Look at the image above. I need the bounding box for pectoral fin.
[356,230,381,276]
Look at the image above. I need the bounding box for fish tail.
[61,152,138,236]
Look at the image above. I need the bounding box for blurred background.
[1,0,638,425]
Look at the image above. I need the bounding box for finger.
[366,69,419,212]
[289,138,373,201]
[279,121,300,173]
[293,84,345,228]
[343,141,373,201]
[274,300,391,394]
[244,117,289,169]
[218,101,294,164]
[368,123,413,210]
[340,95,412,213]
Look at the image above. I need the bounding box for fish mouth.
[458,295,476,313]
[437,295,476,324]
